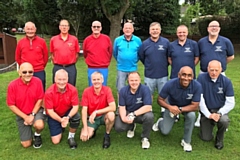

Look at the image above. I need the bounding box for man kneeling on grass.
[44,69,80,149]
[80,71,116,149]
[114,71,154,149]
[152,66,202,152]
[6,62,45,148]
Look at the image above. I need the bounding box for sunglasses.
[92,26,101,28]
[22,71,34,74]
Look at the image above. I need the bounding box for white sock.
[35,132,41,136]
[68,132,75,139]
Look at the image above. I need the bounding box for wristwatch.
[217,111,222,117]
[179,107,182,112]
[31,112,36,116]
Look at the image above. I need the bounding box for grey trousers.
[200,114,229,142]
[158,109,195,143]
[114,111,154,139]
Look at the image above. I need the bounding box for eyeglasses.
[92,26,101,28]
[22,71,34,74]
[60,25,69,27]
[208,25,220,28]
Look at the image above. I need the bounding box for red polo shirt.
[15,36,48,72]
[44,83,79,117]
[81,86,115,116]
[83,34,112,68]
[50,34,80,65]
[6,77,44,114]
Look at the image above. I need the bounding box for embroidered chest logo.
[217,87,223,94]
[158,45,164,50]
[186,94,193,99]
[68,42,73,47]
[136,98,143,104]
[215,46,222,52]
[184,47,191,52]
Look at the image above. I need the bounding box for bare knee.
[33,120,45,130]
[105,112,115,122]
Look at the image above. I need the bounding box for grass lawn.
[0,35,240,160]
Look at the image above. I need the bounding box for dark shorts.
[16,108,45,141]
[47,112,80,136]
[87,115,105,130]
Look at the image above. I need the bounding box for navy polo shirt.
[168,39,199,79]
[119,84,152,112]
[138,37,169,78]
[159,78,202,107]
[198,35,234,72]
[197,73,234,109]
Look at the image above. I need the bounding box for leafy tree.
[133,0,180,38]
[0,0,18,32]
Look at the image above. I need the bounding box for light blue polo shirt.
[113,35,142,72]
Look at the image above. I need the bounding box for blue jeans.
[144,76,168,94]
[116,70,129,93]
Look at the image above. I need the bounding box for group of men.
[6,19,235,152]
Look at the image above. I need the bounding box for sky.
[179,0,185,5]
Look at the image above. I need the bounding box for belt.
[54,63,75,67]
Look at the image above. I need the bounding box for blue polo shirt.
[197,73,234,109]
[159,78,202,107]
[113,35,142,72]
[138,37,169,78]
[198,35,234,72]
[169,39,199,79]
[119,84,152,112]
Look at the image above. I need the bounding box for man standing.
[197,60,235,150]
[50,19,80,86]
[115,72,154,149]
[113,22,142,93]
[80,72,116,149]
[44,69,80,149]
[152,66,202,152]
[138,22,169,117]
[168,25,199,79]
[83,21,112,86]
[195,20,234,127]
[15,21,48,90]
[6,62,45,148]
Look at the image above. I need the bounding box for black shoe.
[215,141,224,150]
[33,135,42,149]
[68,137,77,149]
[102,136,110,149]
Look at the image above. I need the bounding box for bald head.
[179,66,193,76]
[19,62,33,73]
[19,62,34,84]
[207,60,222,79]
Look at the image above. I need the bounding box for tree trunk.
[109,16,122,43]
[100,0,130,43]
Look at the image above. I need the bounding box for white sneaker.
[181,139,192,152]
[127,123,136,138]
[152,118,163,131]
[175,114,180,122]
[195,113,201,127]
[142,138,150,149]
